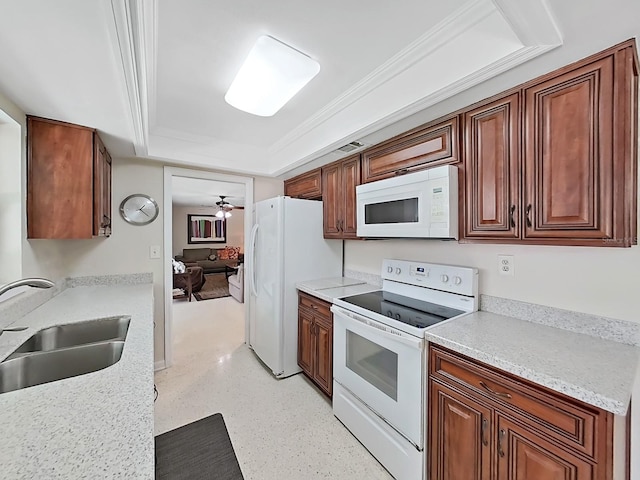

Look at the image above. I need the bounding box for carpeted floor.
[193,273,230,301]
[155,413,244,480]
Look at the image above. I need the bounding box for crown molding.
[108,0,155,156]
[269,0,496,155]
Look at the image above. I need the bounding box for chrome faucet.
[0,278,55,299]
[0,278,55,336]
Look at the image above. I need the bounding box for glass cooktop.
[340,290,465,329]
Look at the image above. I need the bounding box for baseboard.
[154,360,166,371]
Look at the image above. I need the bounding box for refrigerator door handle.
[250,223,259,297]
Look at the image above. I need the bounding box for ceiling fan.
[215,196,234,218]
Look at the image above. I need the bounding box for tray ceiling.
[7,0,635,177]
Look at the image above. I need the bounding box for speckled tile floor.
[155,297,393,479]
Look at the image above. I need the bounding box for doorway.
[163,167,253,369]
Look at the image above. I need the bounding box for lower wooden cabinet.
[428,345,616,480]
[430,380,492,480]
[297,292,333,397]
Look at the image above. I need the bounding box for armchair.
[228,264,244,303]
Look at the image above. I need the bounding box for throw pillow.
[172,258,186,273]
[218,249,230,260]
[208,253,217,261]
[227,247,240,260]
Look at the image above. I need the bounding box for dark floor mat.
[155,413,244,480]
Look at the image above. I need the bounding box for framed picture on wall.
[187,214,226,244]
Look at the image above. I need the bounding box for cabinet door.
[523,56,615,243]
[430,380,492,480]
[340,155,361,239]
[313,315,333,397]
[362,116,459,183]
[297,309,314,377]
[284,169,322,200]
[463,93,520,239]
[496,415,595,480]
[321,162,342,238]
[27,117,94,239]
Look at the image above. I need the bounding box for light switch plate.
[149,245,161,259]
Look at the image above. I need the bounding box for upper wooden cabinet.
[463,93,521,240]
[284,168,322,200]
[322,155,361,239]
[361,115,459,183]
[461,40,638,247]
[27,116,113,239]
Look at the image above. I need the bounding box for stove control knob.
[386,310,392,317]
[441,274,449,283]
[387,266,393,273]
[454,276,462,285]
[395,268,402,275]
[395,313,401,320]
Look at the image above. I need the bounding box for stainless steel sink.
[7,316,130,358]
[0,341,125,394]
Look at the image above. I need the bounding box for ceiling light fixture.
[215,196,233,218]
[224,35,320,117]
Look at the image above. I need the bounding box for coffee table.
[224,263,239,280]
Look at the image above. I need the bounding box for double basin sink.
[0,316,130,394]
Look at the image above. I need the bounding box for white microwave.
[356,165,458,239]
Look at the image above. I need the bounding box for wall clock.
[119,194,159,226]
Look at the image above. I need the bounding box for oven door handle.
[331,305,424,350]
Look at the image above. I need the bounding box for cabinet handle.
[509,205,516,228]
[498,429,506,457]
[339,219,343,232]
[479,381,512,399]
[395,168,409,176]
[525,204,532,227]
[102,215,111,228]
[311,304,318,310]
[481,417,488,447]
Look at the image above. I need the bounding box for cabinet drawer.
[298,292,331,319]
[429,345,598,459]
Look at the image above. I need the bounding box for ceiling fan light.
[224,35,320,117]
[225,211,232,218]
[215,209,225,218]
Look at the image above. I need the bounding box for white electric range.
[331,259,478,480]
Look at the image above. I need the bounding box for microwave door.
[357,188,428,237]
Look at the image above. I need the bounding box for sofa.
[175,247,244,274]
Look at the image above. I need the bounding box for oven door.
[332,305,424,448]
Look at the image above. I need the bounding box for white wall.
[0,119,22,284]
[345,240,640,323]
[172,205,245,256]
[22,158,166,361]
[0,91,26,285]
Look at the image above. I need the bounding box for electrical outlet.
[498,255,514,276]
[149,245,161,259]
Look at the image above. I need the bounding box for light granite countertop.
[425,311,640,415]
[0,283,154,479]
[296,277,380,303]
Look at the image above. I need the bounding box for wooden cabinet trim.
[298,291,331,318]
[321,154,361,239]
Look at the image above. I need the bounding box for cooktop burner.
[340,290,465,329]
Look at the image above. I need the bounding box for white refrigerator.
[248,196,343,378]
